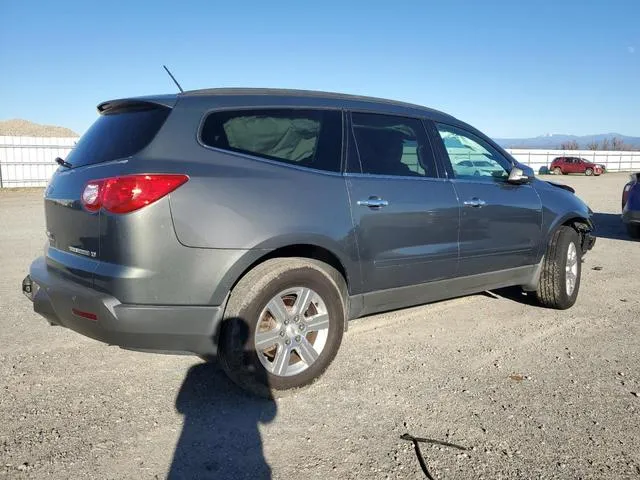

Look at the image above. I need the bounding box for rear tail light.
[81,174,188,214]
[82,181,104,212]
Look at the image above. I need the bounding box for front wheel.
[536,226,582,309]
[553,167,563,175]
[219,258,346,397]
[585,168,593,176]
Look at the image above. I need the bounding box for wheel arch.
[541,213,594,260]
[236,243,350,291]
[213,239,356,330]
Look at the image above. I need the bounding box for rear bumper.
[24,256,225,355]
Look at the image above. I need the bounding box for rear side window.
[66,106,170,168]
[201,109,342,172]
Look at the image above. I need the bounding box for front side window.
[349,112,437,177]
[436,123,511,181]
[201,108,342,172]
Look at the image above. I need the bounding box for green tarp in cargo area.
[223,116,320,162]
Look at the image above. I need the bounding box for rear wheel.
[627,224,640,239]
[585,168,593,176]
[553,167,562,175]
[219,258,346,397]
[536,226,582,309]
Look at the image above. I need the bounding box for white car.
[453,159,504,177]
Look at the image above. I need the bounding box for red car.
[550,157,603,176]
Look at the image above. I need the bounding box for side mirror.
[520,164,535,178]
[507,167,530,184]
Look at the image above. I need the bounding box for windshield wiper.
[55,157,72,169]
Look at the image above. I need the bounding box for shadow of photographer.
[168,319,277,480]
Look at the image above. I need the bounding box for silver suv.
[23,88,595,396]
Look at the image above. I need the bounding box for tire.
[553,167,562,175]
[536,226,582,309]
[585,168,593,176]
[219,257,346,397]
[627,223,640,239]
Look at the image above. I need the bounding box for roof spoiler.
[97,94,178,114]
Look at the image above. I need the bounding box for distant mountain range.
[493,133,640,149]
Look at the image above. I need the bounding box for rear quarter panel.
[146,96,361,291]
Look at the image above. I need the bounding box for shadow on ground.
[168,320,276,480]
[592,212,638,242]
[484,288,542,307]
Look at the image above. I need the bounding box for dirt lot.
[0,173,638,479]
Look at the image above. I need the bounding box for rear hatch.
[44,99,173,286]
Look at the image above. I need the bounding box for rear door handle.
[357,196,389,209]
[463,198,486,208]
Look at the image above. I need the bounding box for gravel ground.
[1,173,639,479]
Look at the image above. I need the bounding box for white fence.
[1,136,640,188]
[0,136,78,188]
[506,149,640,174]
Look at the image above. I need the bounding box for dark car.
[22,88,596,396]
[550,157,603,176]
[622,172,640,238]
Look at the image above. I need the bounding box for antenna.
[162,65,184,93]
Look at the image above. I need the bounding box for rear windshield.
[65,106,170,168]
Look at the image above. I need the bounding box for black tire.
[553,167,563,175]
[219,257,346,397]
[536,226,582,309]
[627,223,640,239]
[585,168,593,176]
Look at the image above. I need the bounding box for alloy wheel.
[254,287,330,377]
[565,242,578,296]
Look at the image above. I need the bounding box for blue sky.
[0,0,638,137]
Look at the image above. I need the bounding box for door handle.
[463,198,486,208]
[357,196,389,209]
